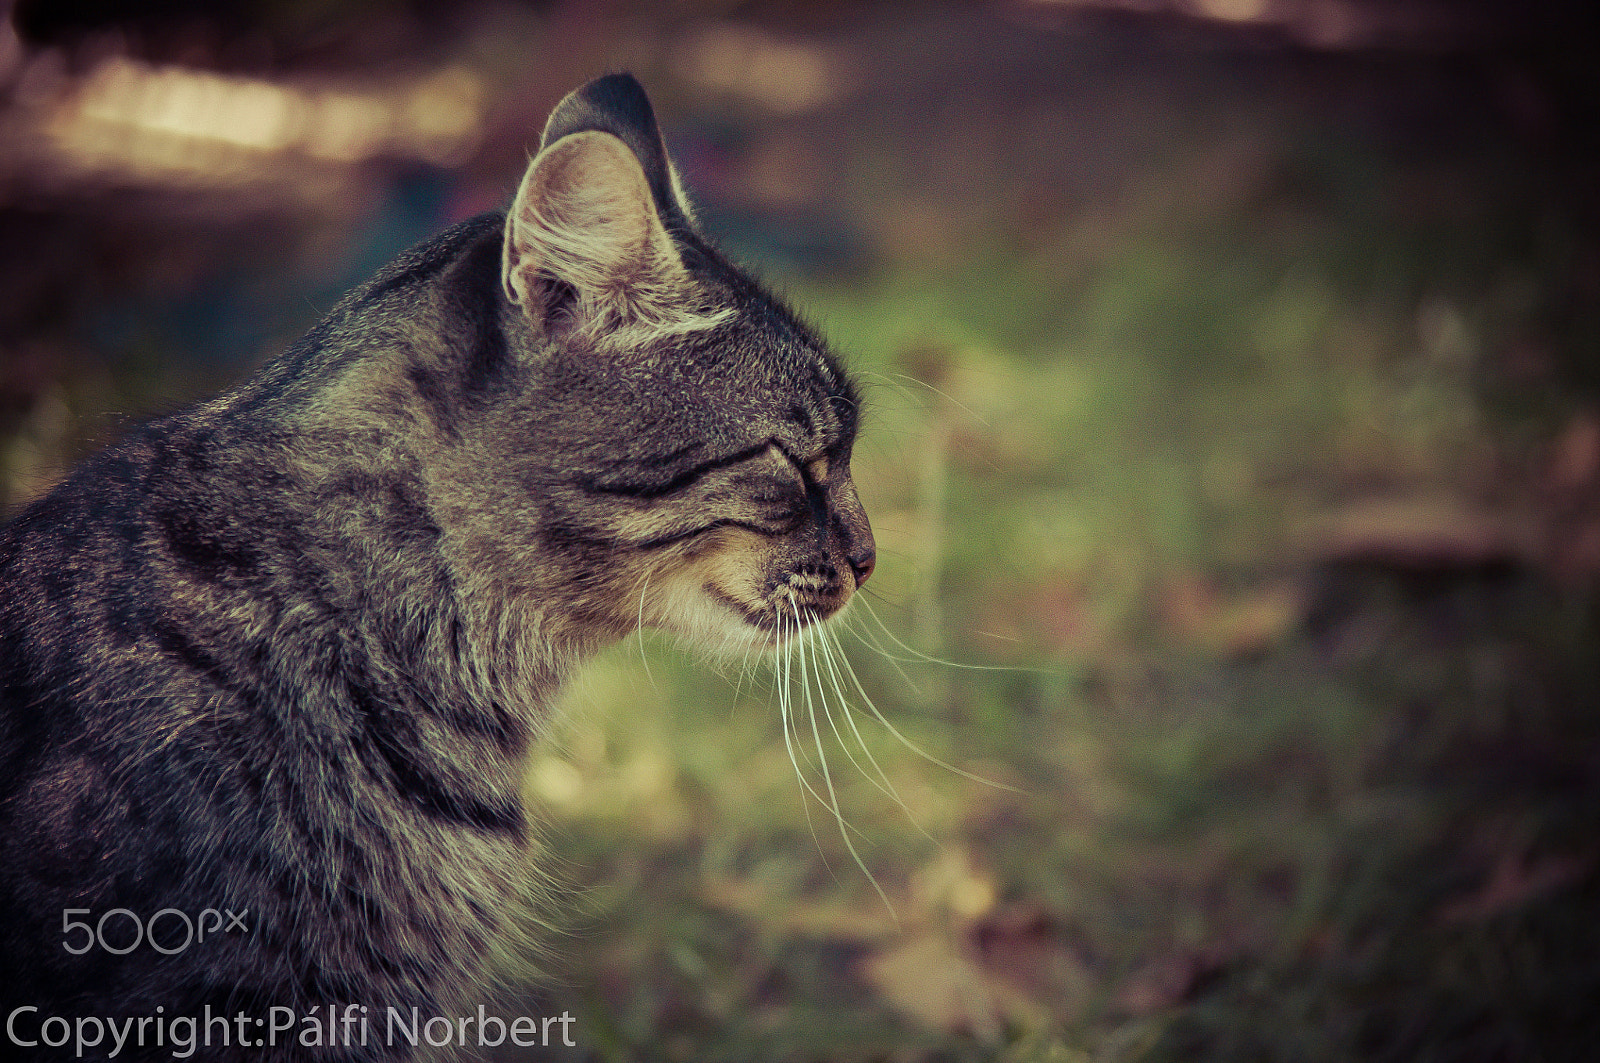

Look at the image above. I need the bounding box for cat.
[0,72,873,1061]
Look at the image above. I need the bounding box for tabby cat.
[0,73,873,1060]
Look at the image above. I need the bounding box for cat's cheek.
[639,531,779,649]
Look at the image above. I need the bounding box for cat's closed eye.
[746,482,812,532]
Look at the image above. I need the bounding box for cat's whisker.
[743,637,767,688]
[852,368,921,406]
[813,622,934,842]
[786,605,847,882]
[853,597,1048,676]
[792,598,894,919]
[829,618,1020,794]
[729,637,757,710]
[854,367,991,434]
[838,609,926,698]
[777,595,825,782]
[775,608,839,873]
[808,619,897,801]
[884,370,990,428]
[635,573,659,694]
[807,621,881,793]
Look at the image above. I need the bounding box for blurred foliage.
[514,24,1600,1058]
[5,2,1600,1061]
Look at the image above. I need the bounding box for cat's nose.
[848,549,875,587]
[834,479,874,589]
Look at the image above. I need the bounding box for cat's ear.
[501,129,689,330]
[539,73,700,236]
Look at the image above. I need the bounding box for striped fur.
[0,73,871,1060]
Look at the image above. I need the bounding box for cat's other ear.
[501,129,689,331]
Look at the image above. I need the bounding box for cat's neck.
[145,386,587,747]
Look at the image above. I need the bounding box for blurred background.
[4,0,1599,1059]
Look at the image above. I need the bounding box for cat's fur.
[0,73,873,1060]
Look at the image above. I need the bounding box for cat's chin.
[641,590,843,655]
[672,615,823,656]
[630,547,857,656]
[647,610,782,655]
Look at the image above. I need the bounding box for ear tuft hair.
[502,77,728,344]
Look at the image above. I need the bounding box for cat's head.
[484,74,873,650]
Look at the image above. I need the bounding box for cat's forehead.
[691,298,857,456]
[560,237,859,460]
